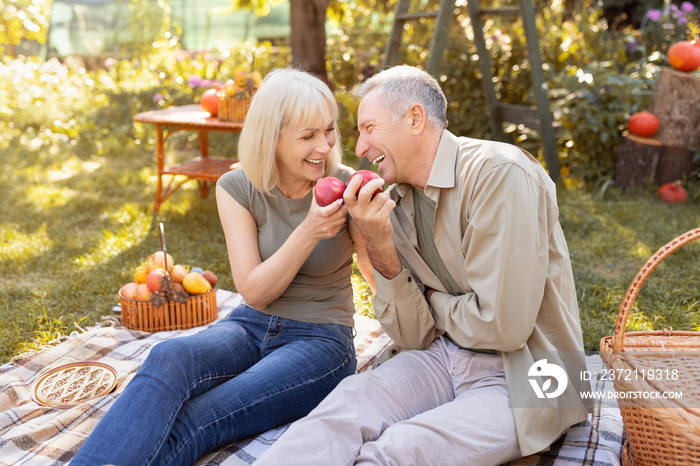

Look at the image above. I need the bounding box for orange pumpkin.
[199,88,219,116]
[628,111,659,138]
[667,40,700,73]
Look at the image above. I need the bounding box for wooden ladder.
[382,0,561,183]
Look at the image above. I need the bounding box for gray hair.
[354,65,448,130]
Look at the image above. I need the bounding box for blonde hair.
[238,68,343,194]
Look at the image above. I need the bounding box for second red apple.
[349,170,383,199]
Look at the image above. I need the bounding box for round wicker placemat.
[32,362,118,408]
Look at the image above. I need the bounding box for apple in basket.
[119,282,139,299]
[135,283,151,301]
[314,177,347,207]
[171,264,188,284]
[147,251,174,272]
[146,268,168,292]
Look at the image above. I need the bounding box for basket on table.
[600,228,700,466]
[217,93,251,122]
[120,288,217,332]
[216,71,260,122]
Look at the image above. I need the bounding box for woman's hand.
[298,194,349,241]
[217,185,350,311]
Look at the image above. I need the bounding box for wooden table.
[133,104,244,212]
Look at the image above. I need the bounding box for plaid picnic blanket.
[0,289,623,465]
[0,290,392,466]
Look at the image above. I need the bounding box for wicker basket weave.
[600,228,700,465]
[217,93,251,122]
[120,288,217,332]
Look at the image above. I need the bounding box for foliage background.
[1,0,699,363]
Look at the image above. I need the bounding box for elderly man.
[255,65,590,465]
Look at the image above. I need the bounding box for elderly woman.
[72,68,374,466]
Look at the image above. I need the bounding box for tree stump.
[615,67,699,187]
[655,144,696,185]
[615,134,696,188]
[648,67,700,148]
[615,135,661,188]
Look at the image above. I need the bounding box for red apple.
[314,177,347,207]
[120,282,139,299]
[657,182,688,204]
[146,268,167,292]
[348,169,384,199]
[135,283,151,301]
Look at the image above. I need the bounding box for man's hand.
[344,175,402,279]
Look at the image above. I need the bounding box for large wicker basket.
[600,228,700,465]
[120,288,217,332]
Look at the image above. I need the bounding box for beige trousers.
[254,335,522,466]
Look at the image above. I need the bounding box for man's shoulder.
[454,135,524,164]
[454,135,551,186]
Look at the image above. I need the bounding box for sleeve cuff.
[373,267,416,301]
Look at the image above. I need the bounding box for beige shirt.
[372,130,590,456]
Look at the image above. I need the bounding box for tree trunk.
[648,67,700,148]
[289,0,332,89]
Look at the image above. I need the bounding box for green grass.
[1,120,698,363]
[559,183,700,352]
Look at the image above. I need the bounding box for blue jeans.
[71,305,356,466]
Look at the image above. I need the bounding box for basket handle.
[612,228,700,351]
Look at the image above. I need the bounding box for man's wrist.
[424,287,435,302]
[366,241,402,280]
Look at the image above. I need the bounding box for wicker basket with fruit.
[118,224,219,332]
[217,70,261,121]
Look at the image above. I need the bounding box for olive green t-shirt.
[217,166,355,327]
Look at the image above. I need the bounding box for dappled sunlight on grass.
[625,312,655,332]
[631,243,654,262]
[159,194,195,217]
[46,158,102,181]
[0,224,52,267]
[75,220,152,267]
[16,312,87,357]
[25,184,80,209]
